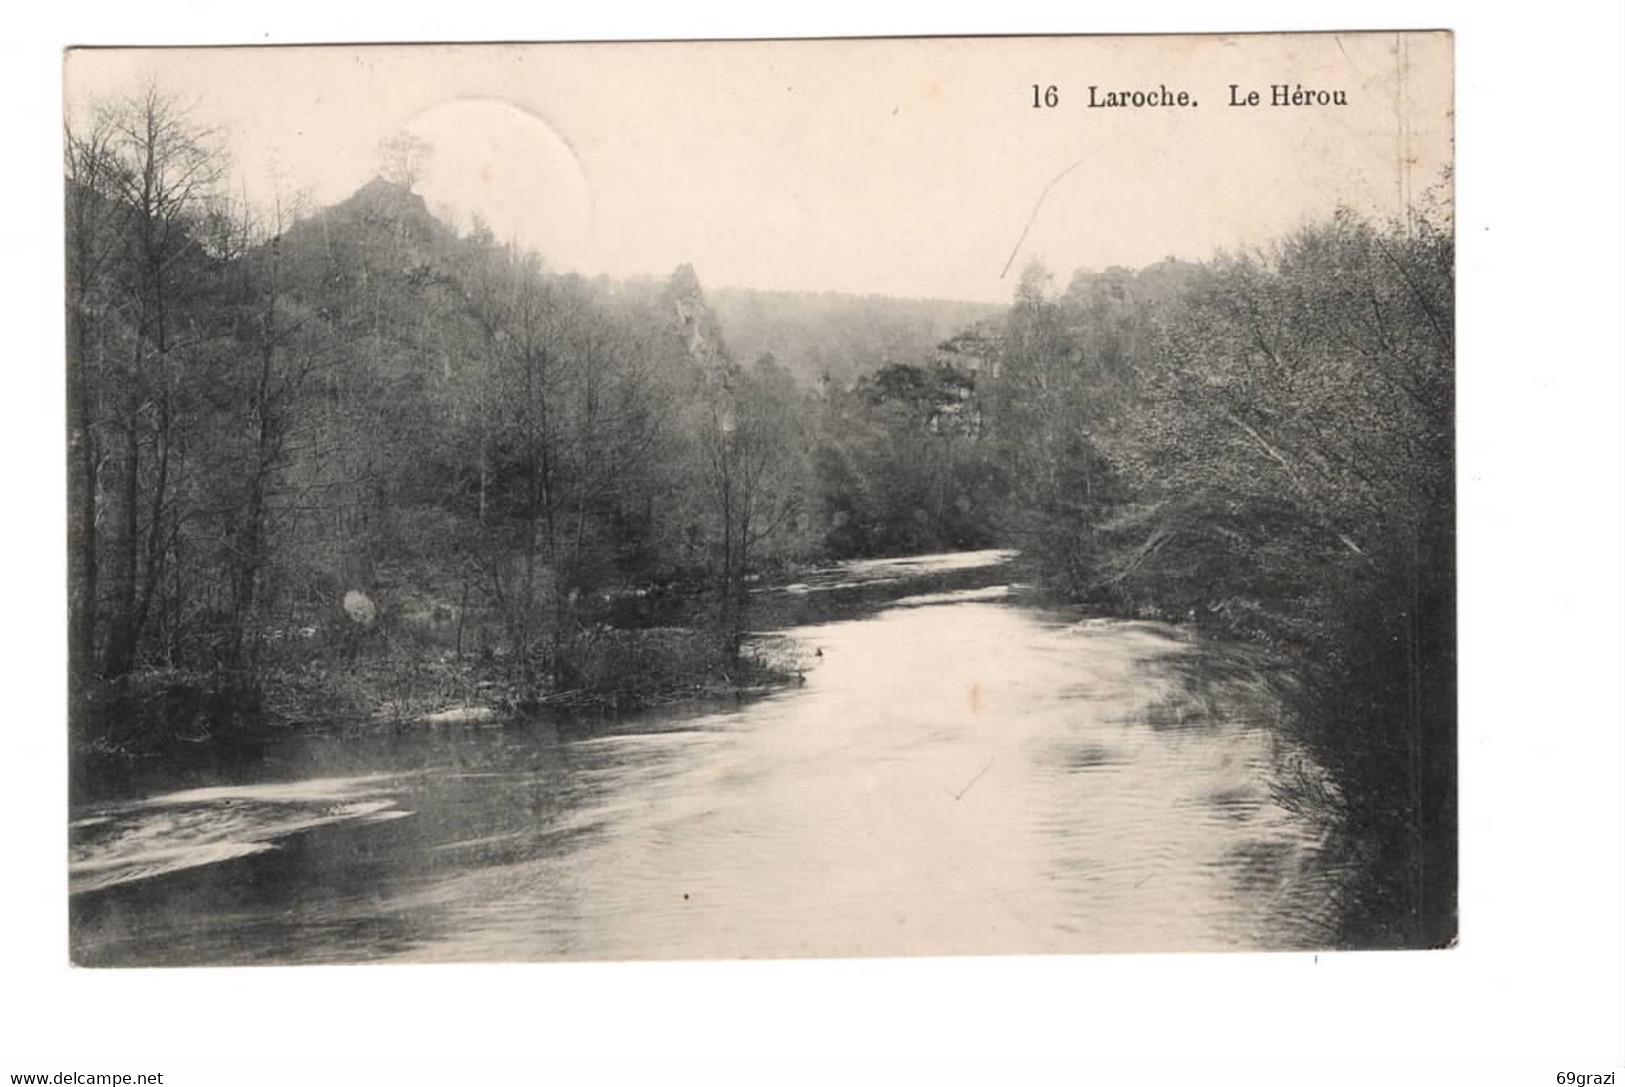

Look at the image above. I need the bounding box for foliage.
[65,84,1455,948]
[814,360,1005,558]
[66,90,818,742]
[708,287,1002,388]
[978,202,1455,947]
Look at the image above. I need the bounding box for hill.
[707,288,1004,387]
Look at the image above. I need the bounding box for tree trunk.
[67,307,101,704]
[102,399,142,680]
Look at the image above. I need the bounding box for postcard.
[64,32,1454,965]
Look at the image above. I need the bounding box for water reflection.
[71,556,1338,965]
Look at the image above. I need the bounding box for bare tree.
[377,131,434,191]
[75,87,225,683]
[64,110,126,701]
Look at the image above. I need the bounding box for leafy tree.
[1097,204,1454,945]
[981,261,1150,589]
[814,359,999,558]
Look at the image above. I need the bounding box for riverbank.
[71,625,799,800]
[71,558,1340,964]
[70,550,1023,804]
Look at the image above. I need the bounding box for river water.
[70,551,1339,965]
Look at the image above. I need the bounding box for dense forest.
[66,90,1453,946]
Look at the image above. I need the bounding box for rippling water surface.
[71,553,1337,965]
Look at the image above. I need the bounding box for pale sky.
[65,33,1452,303]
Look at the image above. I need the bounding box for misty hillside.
[278,183,1004,390]
[708,288,1005,387]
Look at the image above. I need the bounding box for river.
[69,550,1340,965]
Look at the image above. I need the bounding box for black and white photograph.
[12,2,1625,1078]
[60,32,1461,968]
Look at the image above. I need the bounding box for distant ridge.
[278,180,1007,389]
[707,287,1004,387]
